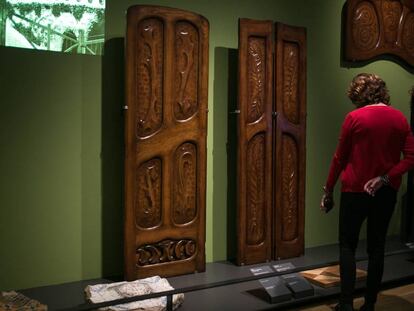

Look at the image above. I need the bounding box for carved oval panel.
[247,37,265,124]
[136,18,164,139]
[283,42,299,124]
[135,158,162,229]
[352,1,380,51]
[173,142,197,224]
[402,12,414,53]
[281,135,298,242]
[246,133,266,245]
[382,0,402,44]
[174,22,199,121]
[136,239,197,266]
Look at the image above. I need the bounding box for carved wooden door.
[125,5,209,280]
[273,23,306,260]
[236,19,274,265]
[237,20,306,265]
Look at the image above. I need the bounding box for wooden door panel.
[274,23,306,259]
[345,0,414,67]
[125,5,208,280]
[237,19,273,265]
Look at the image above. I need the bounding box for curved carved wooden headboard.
[345,0,414,67]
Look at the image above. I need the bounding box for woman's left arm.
[321,114,354,211]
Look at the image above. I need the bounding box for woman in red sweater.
[321,73,414,311]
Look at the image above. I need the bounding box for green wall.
[0,0,413,291]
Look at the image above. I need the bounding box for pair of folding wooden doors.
[236,19,306,266]
[124,5,306,280]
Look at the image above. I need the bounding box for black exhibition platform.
[16,236,414,310]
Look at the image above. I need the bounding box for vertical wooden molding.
[125,5,209,280]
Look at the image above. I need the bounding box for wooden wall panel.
[345,0,414,67]
[274,23,306,260]
[125,5,209,280]
[237,19,273,265]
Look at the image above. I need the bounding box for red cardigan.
[325,104,414,192]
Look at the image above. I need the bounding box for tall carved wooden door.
[236,19,274,265]
[273,23,306,260]
[125,5,209,280]
[237,19,306,265]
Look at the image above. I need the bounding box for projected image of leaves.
[0,0,105,55]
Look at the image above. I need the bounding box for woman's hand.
[320,187,334,213]
[363,176,384,196]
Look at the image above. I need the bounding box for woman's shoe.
[334,303,354,311]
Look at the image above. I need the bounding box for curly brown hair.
[347,73,390,108]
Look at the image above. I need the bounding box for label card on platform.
[273,262,295,272]
[250,265,273,275]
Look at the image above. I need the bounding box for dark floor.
[285,284,414,311]
[17,236,414,311]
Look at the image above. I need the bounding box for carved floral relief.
[173,142,197,224]
[283,42,299,124]
[135,158,162,229]
[174,22,199,121]
[281,136,298,242]
[136,18,164,138]
[247,37,265,124]
[246,133,266,245]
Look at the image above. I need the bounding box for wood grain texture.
[345,0,414,67]
[125,5,209,280]
[237,18,273,265]
[274,22,306,260]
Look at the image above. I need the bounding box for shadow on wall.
[212,47,238,262]
[226,48,238,263]
[101,37,125,279]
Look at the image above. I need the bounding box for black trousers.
[339,187,397,305]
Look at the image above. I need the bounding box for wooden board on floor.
[300,265,366,288]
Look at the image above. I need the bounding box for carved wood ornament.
[345,0,414,66]
[125,5,209,280]
[237,19,306,265]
